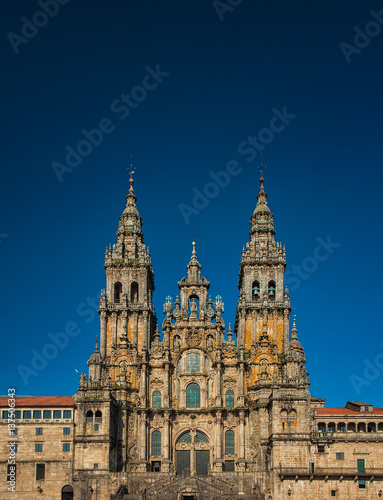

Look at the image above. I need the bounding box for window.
[252,280,260,300]
[94,424,99,431]
[63,428,70,435]
[36,464,45,481]
[225,430,235,455]
[93,463,98,470]
[152,461,161,472]
[178,431,192,443]
[36,428,43,435]
[14,411,21,419]
[177,358,182,373]
[63,410,71,419]
[7,464,16,483]
[357,459,365,474]
[86,410,93,422]
[358,479,366,489]
[114,281,122,303]
[2,410,9,419]
[195,431,208,443]
[336,452,344,460]
[130,282,139,303]
[317,445,325,453]
[95,410,102,422]
[43,410,51,419]
[186,383,200,408]
[225,390,234,408]
[186,352,201,372]
[331,491,337,497]
[151,431,161,456]
[224,460,235,472]
[23,410,31,419]
[53,410,61,419]
[152,391,161,408]
[268,280,276,300]
[35,443,43,452]
[328,422,335,432]
[33,410,41,419]
[63,443,70,452]
[309,462,315,474]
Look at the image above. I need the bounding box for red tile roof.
[313,407,383,416]
[0,396,75,408]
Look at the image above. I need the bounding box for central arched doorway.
[175,430,210,476]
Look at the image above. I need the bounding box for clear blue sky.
[1,0,383,407]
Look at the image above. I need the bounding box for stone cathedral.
[1,174,383,500]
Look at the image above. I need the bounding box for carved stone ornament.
[187,328,202,346]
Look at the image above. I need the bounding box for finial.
[259,163,266,187]
[94,335,99,353]
[128,160,135,191]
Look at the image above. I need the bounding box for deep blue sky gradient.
[1,0,383,407]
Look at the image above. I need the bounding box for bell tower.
[234,173,292,384]
[99,170,156,364]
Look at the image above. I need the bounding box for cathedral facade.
[1,175,383,500]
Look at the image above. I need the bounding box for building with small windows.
[1,175,383,500]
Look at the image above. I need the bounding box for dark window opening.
[86,410,93,423]
[336,452,344,461]
[130,282,139,303]
[317,445,325,453]
[224,460,235,472]
[268,280,276,301]
[114,281,122,303]
[186,383,200,408]
[152,391,161,408]
[23,410,31,419]
[225,430,235,455]
[309,462,315,474]
[151,430,161,456]
[36,463,45,481]
[33,410,41,419]
[95,410,102,422]
[43,410,51,419]
[225,390,234,408]
[152,461,161,472]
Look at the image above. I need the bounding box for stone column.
[238,350,245,405]
[215,411,222,461]
[122,311,128,337]
[252,313,257,345]
[133,313,138,346]
[141,364,147,406]
[163,413,170,460]
[239,411,245,459]
[100,311,107,356]
[112,312,117,345]
[143,311,148,349]
[139,412,147,463]
[216,361,222,406]
[164,364,170,407]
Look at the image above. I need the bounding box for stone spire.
[187,241,202,282]
[250,175,276,239]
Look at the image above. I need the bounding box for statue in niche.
[190,298,198,317]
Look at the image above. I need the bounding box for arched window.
[114,282,122,303]
[268,280,276,301]
[186,352,201,372]
[177,431,192,443]
[186,383,200,408]
[86,410,93,423]
[151,430,161,456]
[130,282,139,303]
[195,431,209,443]
[358,422,366,433]
[327,422,335,432]
[252,280,260,300]
[95,410,102,422]
[348,422,356,432]
[225,390,234,408]
[152,391,161,408]
[367,423,376,433]
[378,423,383,432]
[317,422,326,432]
[225,430,235,455]
[337,422,346,433]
